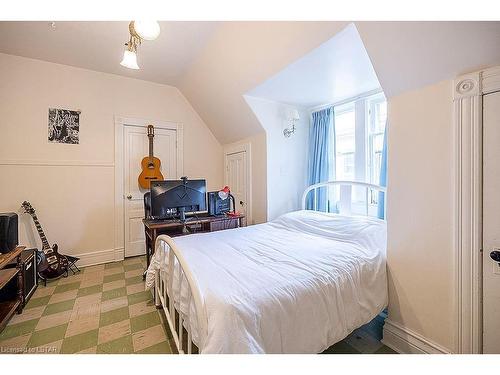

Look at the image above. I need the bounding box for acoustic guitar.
[21,201,68,280]
[138,125,164,189]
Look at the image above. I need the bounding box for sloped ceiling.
[355,21,500,98]
[1,21,499,144]
[0,21,218,86]
[177,22,348,144]
[245,23,381,108]
[178,21,500,144]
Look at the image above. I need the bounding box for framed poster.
[48,108,80,144]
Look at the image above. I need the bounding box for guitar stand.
[65,255,81,276]
[37,255,81,287]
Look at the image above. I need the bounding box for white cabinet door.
[225,151,248,217]
[123,125,177,257]
[483,91,500,353]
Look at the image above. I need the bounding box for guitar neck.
[149,136,154,159]
[31,215,51,249]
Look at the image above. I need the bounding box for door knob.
[126,195,132,200]
[240,200,244,205]
[490,250,500,263]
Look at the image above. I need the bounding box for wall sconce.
[283,109,300,138]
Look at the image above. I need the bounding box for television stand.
[142,213,246,271]
[0,246,25,333]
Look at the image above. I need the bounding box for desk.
[142,214,245,271]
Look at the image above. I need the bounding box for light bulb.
[133,21,160,41]
[120,50,140,70]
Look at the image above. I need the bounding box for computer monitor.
[150,178,207,221]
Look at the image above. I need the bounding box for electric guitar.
[21,201,68,280]
[138,125,164,189]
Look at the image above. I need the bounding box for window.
[367,95,387,204]
[327,92,387,213]
[367,95,387,188]
[334,103,355,181]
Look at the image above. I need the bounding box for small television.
[150,178,207,221]
[0,213,18,254]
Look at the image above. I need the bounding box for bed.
[145,181,387,354]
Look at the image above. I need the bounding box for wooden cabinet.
[0,246,25,333]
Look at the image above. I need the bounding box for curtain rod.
[309,88,384,113]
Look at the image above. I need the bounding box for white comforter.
[146,210,387,354]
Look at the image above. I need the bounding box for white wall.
[245,96,309,221]
[0,53,223,264]
[386,79,455,351]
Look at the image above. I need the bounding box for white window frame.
[326,91,387,214]
[333,101,356,182]
[366,93,387,204]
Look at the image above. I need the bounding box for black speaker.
[19,249,38,306]
[0,212,18,254]
[207,192,231,216]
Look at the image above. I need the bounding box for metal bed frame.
[154,180,387,354]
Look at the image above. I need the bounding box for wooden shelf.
[0,299,21,332]
[0,268,19,290]
[0,246,25,269]
[0,246,25,333]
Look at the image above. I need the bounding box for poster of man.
[48,108,80,144]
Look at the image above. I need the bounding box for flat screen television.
[150,178,207,221]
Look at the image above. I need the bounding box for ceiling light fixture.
[120,21,160,70]
[132,21,161,41]
[120,49,139,70]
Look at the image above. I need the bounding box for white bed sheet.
[146,210,387,354]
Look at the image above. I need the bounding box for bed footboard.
[154,235,207,354]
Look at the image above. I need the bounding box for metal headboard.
[301,180,387,218]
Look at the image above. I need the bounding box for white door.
[483,91,500,353]
[225,151,248,218]
[124,125,177,257]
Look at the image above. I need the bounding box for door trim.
[453,66,500,353]
[224,141,252,225]
[114,116,184,260]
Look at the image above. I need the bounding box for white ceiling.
[246,23,381,108]
[0,21,218,86]
[356,21,500,97]
[1,21,500,144]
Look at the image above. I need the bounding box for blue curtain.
[307,107,335,211]
[377,124,388,219]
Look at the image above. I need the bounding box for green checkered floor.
[0,256,172,354]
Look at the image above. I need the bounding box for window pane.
[334,106,355,181]
[372,100,387,133]
[367,95,387,206]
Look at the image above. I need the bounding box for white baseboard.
[382,319,452,354]
[114,247,125,262]
[75,247,124,268]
